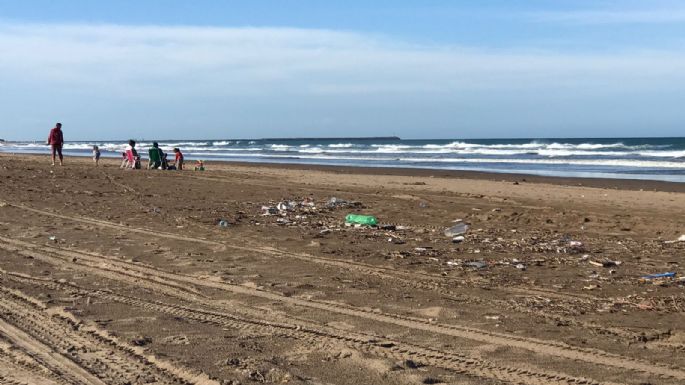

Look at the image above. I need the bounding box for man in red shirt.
[47,123,64,166]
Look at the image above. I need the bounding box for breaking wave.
[2,137,684,181]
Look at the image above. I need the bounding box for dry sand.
[1,153,684,385]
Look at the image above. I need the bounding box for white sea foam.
[269,144,292,150]
[178,151,685,169]
[398,157,685,169]
[637,150,685,158]
[3,139,685,177]
[298,147,325,153]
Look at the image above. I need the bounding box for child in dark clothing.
[93,145,101,166]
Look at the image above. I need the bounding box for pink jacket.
[47,128,63,146]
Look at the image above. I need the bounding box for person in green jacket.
[148,142,163,169]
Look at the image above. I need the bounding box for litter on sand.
[640,272,676,280]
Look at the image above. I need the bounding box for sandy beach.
[1,153,684,385]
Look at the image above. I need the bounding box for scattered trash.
[276,201,298,212]
[403,359,423,369]
[326,197,346,207]
[640,272,676,280]
[452,235,465,243]
[217,220,230,228]
[515,264,526,270]
[568,240,583,248]
[345,214,378,226]
[48,236,57,242]
[130,336,152,346]
[463,261,487,269]
[588,259,620,268]
[444,221,469,237]
[484,315,500,320]
[664,235,685,244]
[601,260,621,267]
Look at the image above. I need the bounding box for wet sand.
[1,153,684,385]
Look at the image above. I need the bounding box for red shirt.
[47,128,63,146]
[175,151,184,162]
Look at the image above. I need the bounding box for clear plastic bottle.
[444,222,469,237]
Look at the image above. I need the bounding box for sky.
[0,0,684,140]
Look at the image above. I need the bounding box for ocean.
[2,137,685,182]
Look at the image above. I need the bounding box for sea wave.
[176,151,685,169]
[3,139,685,179]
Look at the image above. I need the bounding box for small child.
[194,160,205,171]
[173,148,184,170]
[93,145,101,166]
[161,151,169,170]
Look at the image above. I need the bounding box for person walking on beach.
[46,123,64,166]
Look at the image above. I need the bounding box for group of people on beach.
[119,139,184,170]
[47,122,198,170]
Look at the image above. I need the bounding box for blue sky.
[0,0,684,140]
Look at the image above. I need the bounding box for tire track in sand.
[0,346,65,385]
[2,271,606,385]
[1,236,682,382]
[0,285,220,385]
[0,316,108,385]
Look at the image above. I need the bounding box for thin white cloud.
[0,21,683,97]
[0,22,684,138]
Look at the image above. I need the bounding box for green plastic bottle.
[345,214,378,226]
